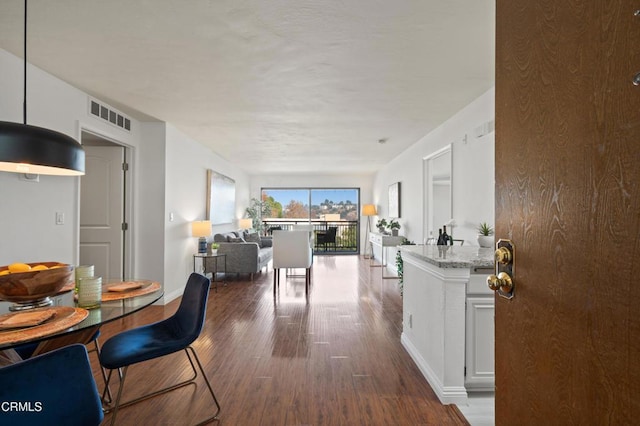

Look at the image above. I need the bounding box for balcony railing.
[262,219,359,254]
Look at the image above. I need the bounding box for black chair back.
[327,227,338,240]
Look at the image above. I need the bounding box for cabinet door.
[465,296,495,390]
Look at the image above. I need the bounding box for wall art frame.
[206,170,235,225]
[388,182,401,218]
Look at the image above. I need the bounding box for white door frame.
[75,121,133,280]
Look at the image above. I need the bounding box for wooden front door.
[495,1,640,424]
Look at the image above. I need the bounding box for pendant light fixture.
[0,0,85,176]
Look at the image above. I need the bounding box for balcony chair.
[267,225,282,235]
[316,226,338,251]
[99,273,221,425]
[272,230,313,296]
[0,344,104,426]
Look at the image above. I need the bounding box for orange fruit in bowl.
[8,263,31,273]
[31,265,49,271]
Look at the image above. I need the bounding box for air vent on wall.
[474,120,495,139]
[88,98,131,132]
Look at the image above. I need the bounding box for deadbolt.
[487,272,513,293]
[489,239,515,299]
[495,246,513,264]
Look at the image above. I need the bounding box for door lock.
[487,239,515,299]
[487,272,513,293]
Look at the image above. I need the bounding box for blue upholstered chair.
[0,344,104,426]
[14,328,113,402]
[99,273,220,425]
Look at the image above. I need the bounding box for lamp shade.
[191,220,212,238]
[0,121,85,176]
[239,218,253,230]
[362,204,377,216]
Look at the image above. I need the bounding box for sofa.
[207,230,273,280]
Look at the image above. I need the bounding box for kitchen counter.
[399,245,494,269]
[398,244,496,405]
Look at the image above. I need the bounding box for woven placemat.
[0,306,88,346]
[101,280,161,302]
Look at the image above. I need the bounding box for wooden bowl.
[0,262,74,303]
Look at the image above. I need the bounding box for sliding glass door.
[261,188,360,254]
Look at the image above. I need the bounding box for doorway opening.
[79,130,131,281]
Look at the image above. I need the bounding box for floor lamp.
[362,204,377,259]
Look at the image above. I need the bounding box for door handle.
[487,272,513,292]
[487,239,515,299]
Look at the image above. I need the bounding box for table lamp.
[362,204,377,259]
[239,218,253,230]
[191,220,212,254]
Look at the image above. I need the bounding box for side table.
[369,232,405,279]
[193,253,227,291]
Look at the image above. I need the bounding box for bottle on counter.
[437,228,445,245]
[442,226,450,246]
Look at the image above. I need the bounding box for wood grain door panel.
[495,1,640,424]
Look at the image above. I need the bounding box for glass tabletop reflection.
[0,279,163,351]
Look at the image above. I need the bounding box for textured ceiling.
[0,0,495,175]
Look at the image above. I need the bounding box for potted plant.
[387,219,401,236]
[376,218,388,234]
[395,238,415,296]
[245,198,272,234]
[210,242,220,254]
[477,222,494,248]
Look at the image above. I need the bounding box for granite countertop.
[399,245,494,269]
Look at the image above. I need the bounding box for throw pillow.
[228,236,245,243]
[244,232,262,246]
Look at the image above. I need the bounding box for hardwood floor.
[94,255,470,425]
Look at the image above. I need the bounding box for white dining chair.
[272,230,313,295]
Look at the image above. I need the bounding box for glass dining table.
[0,279,163,356]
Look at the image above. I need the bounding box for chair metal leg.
[187,346,221,425]
[273,268,277,295]
[91,337,113,404]
[103,346,220,425]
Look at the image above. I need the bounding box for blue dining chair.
[0,344,104,426]
[99,272,220,425]
[13,327,113,403]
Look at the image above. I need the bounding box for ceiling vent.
[88,98,131,132]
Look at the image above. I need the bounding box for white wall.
[162,124,250,302]
[373,88,495,248]
[134,122,166,289]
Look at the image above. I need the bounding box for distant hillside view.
[261,189,359,221]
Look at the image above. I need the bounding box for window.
[261,188,360,254]
[261,188,359,221]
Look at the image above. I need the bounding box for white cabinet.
[465,273,495,390]
[398,246,495,405]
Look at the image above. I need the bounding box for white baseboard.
[401,333,468,405]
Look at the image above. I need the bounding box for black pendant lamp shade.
[0,0,86,177]
[0,121,85,176]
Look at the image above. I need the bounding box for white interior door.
[80,145,125,281]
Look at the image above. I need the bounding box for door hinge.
[122,162,129,171]
[122,222,128,231]
[464,366,467,376]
